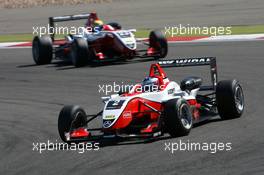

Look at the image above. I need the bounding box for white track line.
[169,34,264,43]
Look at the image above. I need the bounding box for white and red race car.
[32,12,168,67]
[58,57,244,143]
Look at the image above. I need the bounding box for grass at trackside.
[0,34,35,42]
[229,25,264,35]
[1,25,264,42]
[138,25,264,37]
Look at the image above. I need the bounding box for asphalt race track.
[0,41,264,174]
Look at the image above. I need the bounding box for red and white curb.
[0,42,32,49]
[1,34,264,49]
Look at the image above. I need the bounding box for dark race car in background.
[32,12,168,67]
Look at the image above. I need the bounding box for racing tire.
[71,38,89,67]
[216,79,244,120]
[149,30,168,59]
[58,105,87,143]
[107,22,122,30]
[32,36,53,65]
[164,98,193,137]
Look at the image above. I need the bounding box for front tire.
[32,36,53,65]
[149,30,168,59]
[216,80,244,119]
[71,38,89,67]
[164,98,193,137]
[58,105,87,142]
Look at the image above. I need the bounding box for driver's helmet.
[93,19,104,28]
[141,77,159,92]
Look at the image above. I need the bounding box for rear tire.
[149,30,168,59]
[58,105,87,142]
[216,80,244,119]
[164,98,193,137]
[32,36,53,65]
[71,38,89,67]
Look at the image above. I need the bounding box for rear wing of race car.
[158,57,217,91]
[49,13,91,41]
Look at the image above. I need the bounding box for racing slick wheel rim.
[69,111,87,132]
[234,85,244,113]
[71,43,78,65]
[179,104,192,129]
[156,41,165,56]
